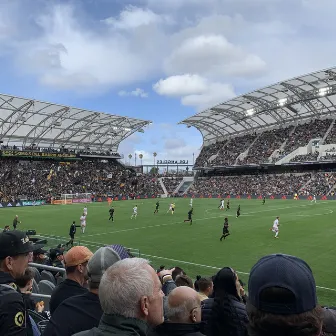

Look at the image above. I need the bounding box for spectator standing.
[49,246,93,314]
[203,267,248,336]
[74,258,164,336]
[44,246,123,336]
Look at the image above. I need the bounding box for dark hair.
[198,277,212,293]
[247,287,322,336]
[209,267,247,335]
[172,266,185,281]
[175,274,194,288]
[16,267,35,288]
[247,303,322,336]
[65,265,77,274]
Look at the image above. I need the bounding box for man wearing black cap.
[0,230,44,335]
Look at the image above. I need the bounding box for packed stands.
[189,173,314,196]
[242,127,293,164]
[290,152,319,162]
[162,177,183,194]
[210,134,257,166]
[0,159,164,202]
[300,172,336,196]
[281,119,332,157]
[195,141,224,167]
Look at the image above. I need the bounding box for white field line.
[38,233,336,293]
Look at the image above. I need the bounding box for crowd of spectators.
[0,159,164,202]
[211,134,257,166]
[2,229,336,336]
[195,142,225,167]
[241,127,293,164]
[0,145,120,157]
[189,173,314,195]
[324,122,336,144]
[194,118,336,167]
[290,152,319,162]
[300,172,336,196]
[162,177,183,193]
[281,119,332,156]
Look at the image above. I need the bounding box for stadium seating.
[195,118,336,167]
[0,159,164,202]
[162,177,183,194]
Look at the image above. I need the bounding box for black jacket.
[73,314,148,336]
[0,271,31,335]
[44,291,103,336]
[201,295,248,336]
[49,279,88,314]
[149,322,205,336]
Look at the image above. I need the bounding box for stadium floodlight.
[278,98,287,106]
[318,87,331,96]
[246,108,255,116]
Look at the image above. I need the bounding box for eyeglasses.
[190,306,201,314]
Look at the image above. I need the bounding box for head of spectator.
[194,275,202,291]
[87,246,121,293]
[15,267,34,293]
[33,248,48,264]
[247,254,322,336]
[166,286,202,324]
[197,277,213,301]
[0,230,43,279]
[172,266,186,281]
[97,258,164,333]
[175,274,194,289]
[3,225,10,232]
[208,267,247,336]
[64,246,93,286]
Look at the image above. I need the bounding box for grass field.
[1,198,336,305]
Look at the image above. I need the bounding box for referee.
[66,221,80,247]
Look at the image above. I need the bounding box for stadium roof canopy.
[179,67,336,144]
[0,94,151,151]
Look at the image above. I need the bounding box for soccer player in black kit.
[184,208,193,225]
[226,199,230,211]
[220,217,230,241]
[236,205,241,218]
[262,196,266,205]
[154,201,160,214]
[66,221,80,247]
[109,207,115,221]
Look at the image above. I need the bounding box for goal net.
[61,193,92,205]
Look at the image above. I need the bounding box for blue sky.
[0,0,335,164]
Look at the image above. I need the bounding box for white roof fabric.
[180,67,336,144]
[0,94,150,151]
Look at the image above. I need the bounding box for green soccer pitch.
[1,198,336,305]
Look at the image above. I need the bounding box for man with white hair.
[150,286,205,336]
[74,258,164,336]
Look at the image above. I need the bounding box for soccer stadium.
[3,67,336,335]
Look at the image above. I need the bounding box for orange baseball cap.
[64,246,93,267]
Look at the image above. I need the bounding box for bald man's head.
[165,286,201,324]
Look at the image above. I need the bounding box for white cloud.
[164,35,266,78]
[118,88,149,98]
[153,74,235,109]
[103,5,168,30]
[153,74,208,97]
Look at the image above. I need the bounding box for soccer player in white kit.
[80,214,86,234]
[167,203,173,213]
[83,207,88,216]
[311,195,317,203]
[190,198,193,207]
[219,199,225,210]
[131,205,138,219]
[270,216,280,238]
